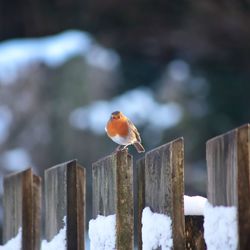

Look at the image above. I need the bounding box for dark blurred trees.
[1,1,250,71]
[1,0,250,200]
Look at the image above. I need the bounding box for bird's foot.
[114,145,128,153]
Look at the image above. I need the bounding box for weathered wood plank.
[206,124,250,249]
[3,169,41,250]
[116,151,133,250]
[207,129,237,206]
[45,159,86,250]
[185,216,206,250]
[92,150,134,250]
[32,175,41,250]
[144,138,185,249]
[137,157,145,250]
[67,161,86,250]
[92,155,116,217]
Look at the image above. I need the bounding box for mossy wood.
[3,169,41,250]
[207,124,250,249]
[142,138,185,250]
[92,150,134,250]
[45,159,86,250]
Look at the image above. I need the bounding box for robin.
[105,111,145,153]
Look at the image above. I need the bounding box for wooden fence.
[1,124,250,249]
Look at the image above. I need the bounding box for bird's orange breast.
[106,118,129,137]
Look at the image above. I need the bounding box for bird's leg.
[115,145,123,152]
[121,145,128,151]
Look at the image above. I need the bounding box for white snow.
[89,214,116,250]
[0,30,120,84]
[69,87,183,135]
[184,195,207,215]
[142,207,173,250]
[204,201,238,250]
[0,217,66,250]
[41,217,66,250]
[0,228,21,250]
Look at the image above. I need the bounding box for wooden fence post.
[44,159,86,250]
[92,150,134,250]
[137,138,185,249]
[207,124,250,249]
[3,168,41,250]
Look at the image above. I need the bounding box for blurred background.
[0,0,250,243]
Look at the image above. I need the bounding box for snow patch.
[204,202,238,250]
[89,214,116,250]
[0,228,21,250]
[184,195,207,215]
[0,30,120,84]
[142,207,173,250]
[69,87,182,134]
[41,217,66,250]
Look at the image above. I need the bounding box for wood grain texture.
[145,138,185,250]
[116,151,134,250]
[32,175,41,250]
[137,157,145,250]
[207,129,237,206]
[67,161,86,250]
[45,162,67,240]
[207,124,250,249]
[45,159,86,250]
[92,150,134,250]
[237,125,250,249]
[92,154,116,217]
[3,169,41,250]
[185,216,206,250]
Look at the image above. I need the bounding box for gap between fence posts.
[185,216,206,250]
[137,157,145,250]
[3,168,41,250]
[207,124,250,249]
[44,159,86,250]
[92,150,134,250]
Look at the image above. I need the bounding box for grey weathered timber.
[137,157,145,250]
[3,168,41,250]
[45,159,86,250]
[207,124,250,249]
[92,150,134,250]
[144,138,185,250]
[185,216,206,250]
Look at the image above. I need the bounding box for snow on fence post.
[44,159,86,250]
[207,124,250,249]
[92,150,134,250]
[3,168,41,250]
[138,138,185,249]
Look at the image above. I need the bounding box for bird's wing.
[127,119,142,142]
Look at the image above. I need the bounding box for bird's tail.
[134,142,145,153]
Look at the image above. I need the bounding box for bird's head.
[111,111,123,120]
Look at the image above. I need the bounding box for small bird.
[105,111,145,153]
